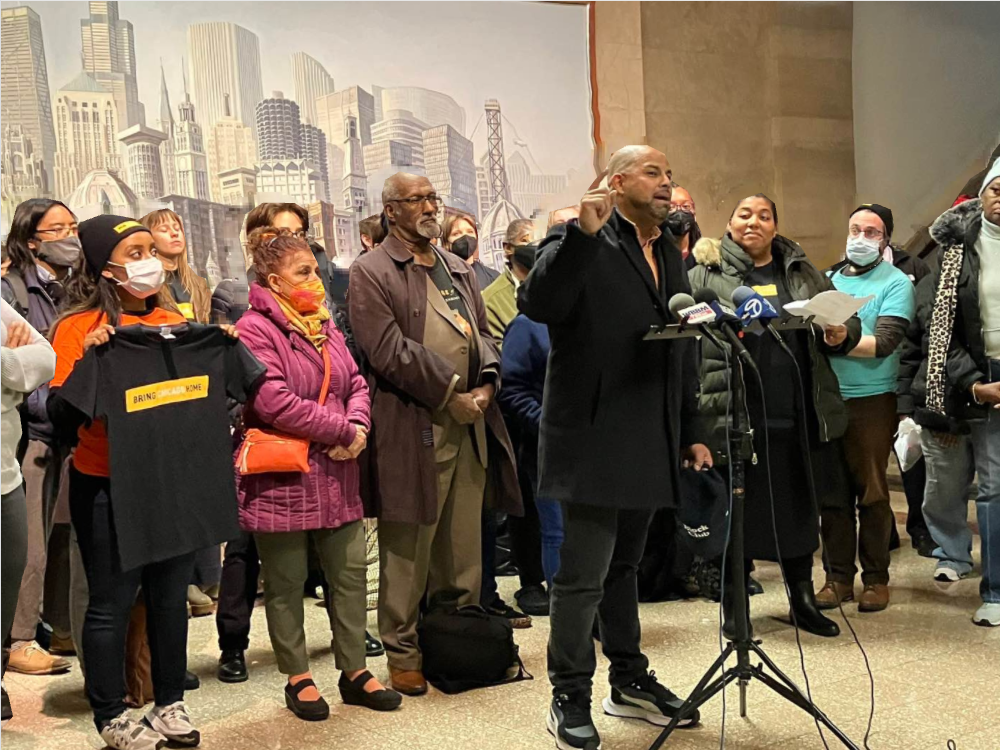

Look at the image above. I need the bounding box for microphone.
[667,292,726,350]
[692,289,757,371]
[733,285,797,359]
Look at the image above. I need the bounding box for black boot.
[788,580,840,637]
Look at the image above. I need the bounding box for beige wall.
[593,1,856,269]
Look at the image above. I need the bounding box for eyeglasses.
[35,224,79,239]
[387,194,443,207]
[670,202,695,213]
[848,226,884,241]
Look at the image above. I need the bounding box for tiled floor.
[3,494,996,750]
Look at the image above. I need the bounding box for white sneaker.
[933,565,968,583]
[100,711,167,750]
[144,702,201,747]
[973,602,1000,627]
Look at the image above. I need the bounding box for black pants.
[901,456,929,538]
[480,509,500,607]
[216,531,260,652]
[509,468,545,589]
[70,469,194,728]
[548,503,653,699]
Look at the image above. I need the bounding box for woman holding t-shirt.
[47,215,203,750]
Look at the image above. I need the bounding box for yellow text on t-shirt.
[125,376,209,413]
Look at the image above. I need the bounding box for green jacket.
[687,234,861,456]
[482,269,518,347]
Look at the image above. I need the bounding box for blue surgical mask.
[845,236,881,267]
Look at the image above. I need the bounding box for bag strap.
[3,272,30,314]
[317,346,332,406]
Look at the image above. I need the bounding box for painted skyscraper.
[206,94,257,204]
[156,63,178,196]
[187,22,264,133]
[174,74,210,201]
[342,115,367,217]
[291,52,334,127]
[80,1,144,127]
[52,72,123,199]
[118,124,167,199]
[256,92,302,160]
[1,7,57,189]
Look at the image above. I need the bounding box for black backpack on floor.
[418,605,532,694]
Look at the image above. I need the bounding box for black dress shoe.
[184,670,201,691]
[339,670,402,712]
[913,532,937,558]
[748,577,765,596]
[515,584,550,616]
[218,650,248,684]
[788,581,840,638]
[2,686,12,722]
[365,631,385,658]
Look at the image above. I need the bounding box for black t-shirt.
[58,323,265,570]
[743,262,809,428]
[167,272,196,321]
[427,256,473,337]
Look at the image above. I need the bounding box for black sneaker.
[602,671,699,728]
[516,585,550,616]
[486,597,532,629]
[548,694,601,750]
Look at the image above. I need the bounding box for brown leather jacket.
[348,235,521,525]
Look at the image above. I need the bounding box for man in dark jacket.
[519,146,709,748]
[349,173,521,695]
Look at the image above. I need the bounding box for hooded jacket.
[901,199,992,433]
[687,234,861,453]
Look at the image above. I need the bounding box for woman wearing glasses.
[0,199,79,677]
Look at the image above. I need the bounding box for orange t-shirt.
[51,308,187,477]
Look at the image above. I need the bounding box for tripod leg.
[648,670,740,750]
[752,670,860,750]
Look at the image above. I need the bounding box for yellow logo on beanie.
[113,220,143,234]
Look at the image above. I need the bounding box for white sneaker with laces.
[145,702,200,747]
[100,711,167,750]
[973,602,1000,627]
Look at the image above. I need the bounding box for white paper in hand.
[784,290,873,327]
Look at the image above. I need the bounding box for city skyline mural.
[0,0,595,282]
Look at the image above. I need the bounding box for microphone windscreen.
[693,288,720,305]
[732,286,756,306]
[668,292,696,320]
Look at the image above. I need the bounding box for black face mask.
[511,243,538,272]
[451,235,477,260]
[664,210,695,237]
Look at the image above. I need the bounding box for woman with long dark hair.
[1,199,78,676]
[688,194,861,638]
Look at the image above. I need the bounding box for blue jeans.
[921,430,975,574]
[535,498,564,588]
[970,360,1000,604]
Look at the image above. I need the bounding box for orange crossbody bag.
[237,347,331,475]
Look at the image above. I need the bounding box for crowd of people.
[1,145,997,750]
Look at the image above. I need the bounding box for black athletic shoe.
[602,671,700,728]
[548,693,601,750]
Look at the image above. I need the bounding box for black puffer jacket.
[687,234,861,456]
[900,199,992,433]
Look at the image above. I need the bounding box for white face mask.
[845,236,881,267]
[106,257,165,299]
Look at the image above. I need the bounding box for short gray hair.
[382,172,424,204]
[505,219,535,245]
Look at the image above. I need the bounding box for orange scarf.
[270,291,331,351]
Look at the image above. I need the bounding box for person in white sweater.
[2,298,56,720]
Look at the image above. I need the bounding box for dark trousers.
[2,486,29,654]
[509,470,545,589]
[548,503,653,699]
[70,469,194,728]
[480,508,500,607]
[216,531,260,652]
[900,456,928,538]
[822,393,897,586]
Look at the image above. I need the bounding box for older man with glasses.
[348,173,521,697]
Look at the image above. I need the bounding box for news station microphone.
[667,292,726,351]
[692,289,757,371]
[732,285,798,359]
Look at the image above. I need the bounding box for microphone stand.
[644,319,859,750]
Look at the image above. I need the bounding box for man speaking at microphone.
[519,145,709,749]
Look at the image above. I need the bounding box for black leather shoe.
[184,670,200,691]
[515,584,550,616]
[748,576,764,596]
[788,581,840,638]
[339,670,402,712]
[218,650,248,684]
[2,686,12,722]
[365,631,385,658]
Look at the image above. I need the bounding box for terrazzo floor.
[3,491,996,750]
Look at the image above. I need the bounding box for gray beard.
[417,221,442,240]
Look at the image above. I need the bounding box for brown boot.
[858,584,889,612]
[389,668,428,697]
[815,581,854,610]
